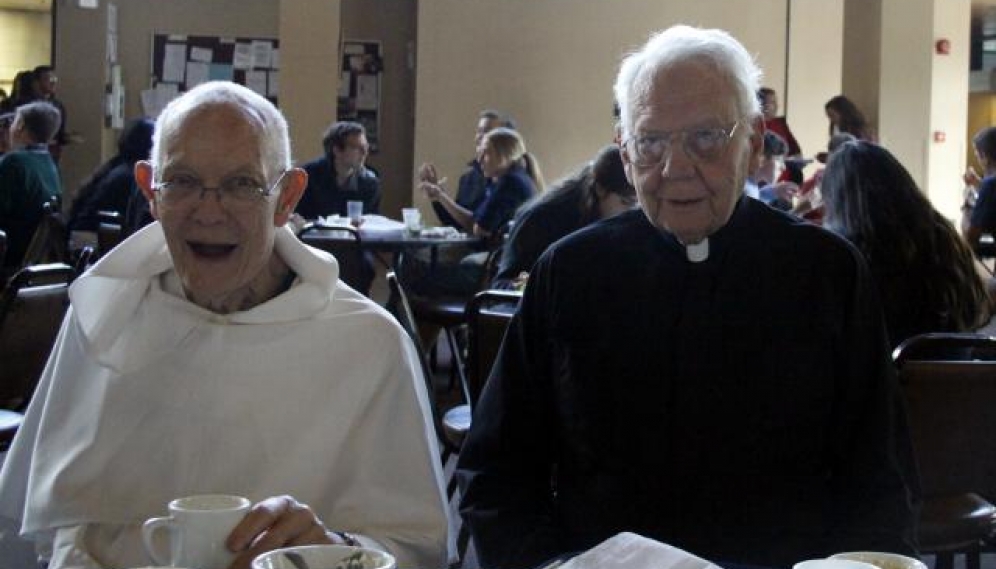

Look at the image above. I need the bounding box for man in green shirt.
[0,101,62,270]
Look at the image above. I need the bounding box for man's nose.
[660,140,695,178]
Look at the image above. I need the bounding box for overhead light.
[78,0,98,8]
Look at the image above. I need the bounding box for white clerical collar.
[684,237,710,263]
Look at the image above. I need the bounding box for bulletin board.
[338,40,383,152]
[145,33,279,117]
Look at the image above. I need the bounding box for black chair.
[893,333,996,569]
[96,209,124,258]
[73,245,95,280]
[440,289,519,452]
[297,222,369,294]
[0,229,7,270]
[0,263,75,449]
[21,199,68,269]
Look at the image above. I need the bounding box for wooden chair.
[0,263,75,448]
[96,209,124,258]
[297,222,369,294]
[893,333,996,569]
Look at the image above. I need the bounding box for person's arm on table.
[457,255,562,569]
[421,181,474,233]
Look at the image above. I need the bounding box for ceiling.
[0,0,51,12]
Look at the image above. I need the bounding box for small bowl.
[830,551,928,569]
[252,545,396,569]
[794,559,880,569]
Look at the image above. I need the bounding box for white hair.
[151,81,291,181]
[613,25,763,140]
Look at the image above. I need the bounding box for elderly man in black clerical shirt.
[295,120,380,220]
[457,25,919,569]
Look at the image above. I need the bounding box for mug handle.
[141,515,174,566]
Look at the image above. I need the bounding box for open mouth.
[188,241,237,259]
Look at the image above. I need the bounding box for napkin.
[560,532,722,569]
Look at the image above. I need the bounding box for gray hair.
[613,25,763,140]
[151,81,291,182]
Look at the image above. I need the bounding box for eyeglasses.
[623,121,741,168]
[154,170,286,207]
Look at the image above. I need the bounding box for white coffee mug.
[142,494,251,569]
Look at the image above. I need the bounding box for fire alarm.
[935,39,951,55]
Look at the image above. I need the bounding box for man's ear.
[274,167,308,226]
[748,115,765,168]
[134,161,161,220]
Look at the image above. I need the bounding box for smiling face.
[136,104,304,312]
[621,60,762,244]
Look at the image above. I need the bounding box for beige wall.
[0,8,50,94]
[787,0,844,167]
[843,0,882,133]
[413,0,790,215]
[929,0,970,219]
[340,0,414,217]
[279,0,340,171]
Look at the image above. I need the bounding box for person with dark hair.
[418,109,515,229]
[32,66,69,162]
[962,126,996,251]
[0,101,62,270]
[822,140,993,347]
[294,120,380,220]
[0,112,14,158]
[825,95,874,141]
[69,118,155,232]
[0,71,37,114]
[492,145,635,289]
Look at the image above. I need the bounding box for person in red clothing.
[758,87,802,183]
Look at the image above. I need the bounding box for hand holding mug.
[226,495,341,569]
[142,494,252,569]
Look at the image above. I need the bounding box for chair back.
[0,229,7,269]
[464,289,520,407]
[96,210,124,258]
[385,271,449,450]
[21,199,68,268]
[0,263,74,410]
[297,222,367,293]
[893,333,996,501]
[73,245,95,280]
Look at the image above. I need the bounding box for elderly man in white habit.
[0,81,450,569]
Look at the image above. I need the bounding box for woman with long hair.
[492,144,635,288]
[423,126,543,240]
[824,95,874,141]
[822,141,993,347]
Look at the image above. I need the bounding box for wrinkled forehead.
[161,104,266,165]
[630,60,740,130]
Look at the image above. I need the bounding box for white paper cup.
[252,545,396,569]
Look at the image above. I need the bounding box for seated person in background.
[492,144,636,289]
[0,81,450,569]
[822,140,993,348]
[825,94,875,141]
[758,86,803,183]
[68,118,154,232]
[791,132,857,225]
[744,131,797,210]
[419,109,513,229]
[0,112,14,158]
[408,127,543,296]
[295,121,380,220]
[457,25,918,569]
[0,101,62,272]
[962,126,996,251]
